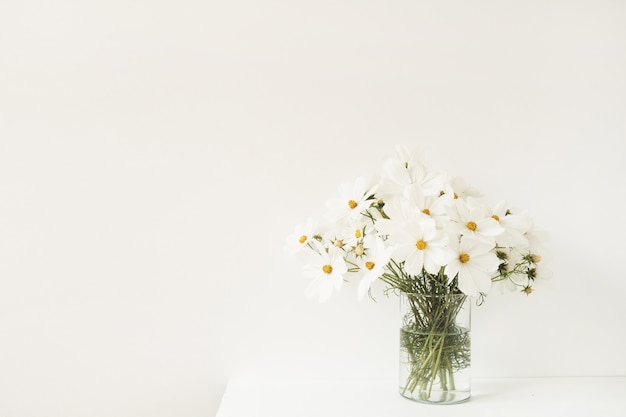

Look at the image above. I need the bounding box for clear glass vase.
[399,292,471,404]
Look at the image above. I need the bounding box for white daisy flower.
[325,176,375,224]
[284,218,318,255]
[404,184,454,227]
[490,200,532,248]
[524,221,551,258]
[440,173,482,200]
[302,243,348,303]
[378,145,442,199]
[357,236,393,300]
[373,194,422,239]
[343,217,375,247]
[445,237,501,296]
[386,217,449,275]
[394,144,427,166]
[448,197,504,244]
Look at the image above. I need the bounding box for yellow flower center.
[355,229,362,238]
[491,214,500,221]
[453,193,459,199]
[322,264,333,274]
[459,253,470,263]
[299,235,307,244]
[422,208,431,216]
[348,200,358,209]
[365,261,375,270]
[415,239,427,250]
[466,221,477,231]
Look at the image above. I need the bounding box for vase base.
[400,389,470,405]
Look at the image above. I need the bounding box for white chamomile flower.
[448,197,504,244]
[302,243,348,303]
[404,184,453,226]
[284,218,318,255]
[444,237,501,296]
[440,174,482,200]
[357,237,393,300]
[383,145,428,187]
[386,217,448,275]
[343,217,375,248]
[325,176,375,223]
[378,145,442,199]
[373,195,422,239]
[490,201,531,248]
[524,221,551,258]
[381,195,421,222]
[394,144,427,167]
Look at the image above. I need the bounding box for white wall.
[1,1,625,416]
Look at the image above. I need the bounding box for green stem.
[400,292,470,401]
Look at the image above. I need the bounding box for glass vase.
[399,292,471,404]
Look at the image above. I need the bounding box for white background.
[1,1,625,416]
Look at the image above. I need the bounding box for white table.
[216,376,626,416]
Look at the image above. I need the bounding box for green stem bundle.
[399,293,470,401]
[382,264,471,402]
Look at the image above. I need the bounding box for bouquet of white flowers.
[286,145,550,403]
[287,145,549,302]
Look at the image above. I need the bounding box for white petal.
[456,266,479,296]
[470,252,501,273]
[444,260,460,281]
[302,265,322,279]
[332,274,344,291]
[404,250,424,276]
[304,277,322,299]
[317,281,334,303]
[423,252,443,274]
[392,243,415,263]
